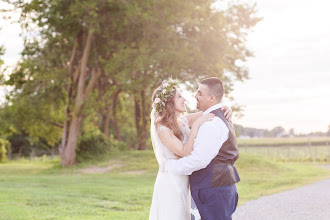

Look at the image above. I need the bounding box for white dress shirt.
[166,103,229,175]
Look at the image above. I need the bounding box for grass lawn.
[237,137,330,146]
[1,150,330,219]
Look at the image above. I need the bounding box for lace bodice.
[157,115,190,143]
[179,115,190,144]
[156,125,179,160]
[154,115,191,161]
[157,115,190,159]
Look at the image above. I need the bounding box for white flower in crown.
[154,77,180,113]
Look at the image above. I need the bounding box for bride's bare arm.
[186,112,203,127]
[186,106,233,126]
[158,114,214,157]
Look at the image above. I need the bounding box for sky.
[229,0,330,134]
[1,0,330,134]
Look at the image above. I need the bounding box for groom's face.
[195,84,212,111]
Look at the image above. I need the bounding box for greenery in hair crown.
[153,78,180,113]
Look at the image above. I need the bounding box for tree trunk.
[59,36,79,158]
[104,87,121,140]
[104,102,112,138]
[135,92,147,150]
[139,90,148,150]
[60,29,95,167]
[61,114,81,166]
[134,94,141,149]
[112,88,122,141]
[96,79,103,129]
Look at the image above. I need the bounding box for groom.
[166,77,240,220]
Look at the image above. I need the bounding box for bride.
[149,79,232,220]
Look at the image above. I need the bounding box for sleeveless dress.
[149,112,192,220]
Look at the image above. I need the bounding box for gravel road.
[233,178,330,220]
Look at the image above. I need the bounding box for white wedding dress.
[149,109,200,220]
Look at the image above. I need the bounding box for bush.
[76,131,111,163]
[0,138,10,163]
[7,133,54,157]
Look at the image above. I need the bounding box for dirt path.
[78,163,146,175]
[233,178,330,220]
[79,164,122,174]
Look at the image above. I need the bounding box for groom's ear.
[210,95,216,103]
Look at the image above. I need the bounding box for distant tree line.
[234,124,330,138]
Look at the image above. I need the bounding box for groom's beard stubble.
[196,100,201,111]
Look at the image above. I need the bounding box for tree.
[0,45,4,72]
[0,138,9,162]
[0,45,9,162]
[101,0,261,149]
[3,0,131,166]
[2,0,261,166]
[270,126,286,138]
[289,128,295,137]
[0,44,5,86]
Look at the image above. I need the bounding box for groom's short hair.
[201,77,224,102]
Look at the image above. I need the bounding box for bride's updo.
[152,86,183,141]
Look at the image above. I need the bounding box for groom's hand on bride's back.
[220,106,232,122]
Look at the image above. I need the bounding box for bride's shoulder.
[157,123,171,132]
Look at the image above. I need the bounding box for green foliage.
[76,125,112,163]
[0,45,4,74]
[76,121,128,162]
[0,138,10,162]
[1,0,261,163]
[0,145,7,162]
[7,133,54,157]
[115,93,140,149]
[0,98,64,146]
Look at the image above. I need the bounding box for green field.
[240,146,330,162]
[237,137,330,162]
[1,150,330,219]
[237,137,330,146]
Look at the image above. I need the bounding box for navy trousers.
[191,184,238,220]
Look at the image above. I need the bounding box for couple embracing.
[149,77,240,220]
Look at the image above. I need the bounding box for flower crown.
[153,78,180,113]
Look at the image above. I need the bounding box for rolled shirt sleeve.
[166,117,229,175]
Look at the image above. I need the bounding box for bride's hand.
[220,106,232,122]
[192,113,215,129]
